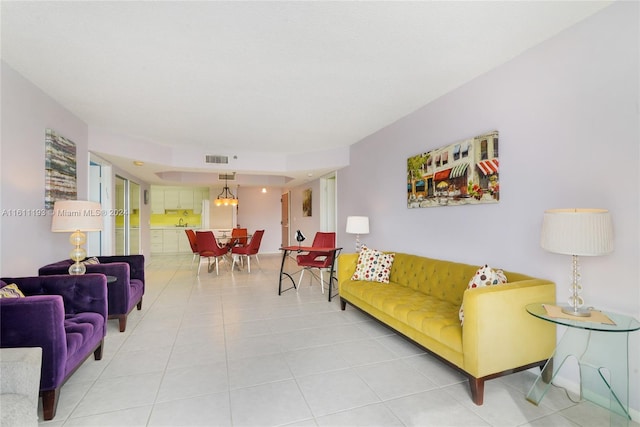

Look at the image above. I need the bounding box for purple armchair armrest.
[0,274,107,421]
[38,255,145,332]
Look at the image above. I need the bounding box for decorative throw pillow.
[82,256,100,265]
[351,245,395,283]
[0,283,25,298]
[459,264,507,325]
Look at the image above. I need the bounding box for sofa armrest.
[97,255,145,284]
[461,279,556,378]
[0,296,67,389]
[337,253,359,290]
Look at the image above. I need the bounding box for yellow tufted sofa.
[338,252,556,405]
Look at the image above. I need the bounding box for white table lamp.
[346,216,369,252]
[51,200,103,275]
[540,208,613,317]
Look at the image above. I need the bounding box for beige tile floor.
[38,253,639,427]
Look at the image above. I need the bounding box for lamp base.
[68,261,86,275]
[561,306,591,317]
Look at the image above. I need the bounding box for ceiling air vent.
[205,155,229,164]
[218,173,236,181]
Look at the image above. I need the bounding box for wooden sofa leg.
[94,340,104,360]
[41,388,60,421]
[340,298,347,311]
[118,315,127,332]
[469,377,484,405]
[137,298,143,310]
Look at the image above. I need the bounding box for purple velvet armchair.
[0,274,107,421]
[39,255,145,332]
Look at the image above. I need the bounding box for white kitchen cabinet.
[151,189,165,214]
[178,231,192,252]
[179,190,194,209]
[163,189,180,210]
[193,189,209,213]
[151,230,163,253]
[162,229,180,252]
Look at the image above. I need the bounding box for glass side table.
[525,303,640,427]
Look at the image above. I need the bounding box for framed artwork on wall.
[407,130,499,208]
[302,188,312,217]
[45,129,77,210]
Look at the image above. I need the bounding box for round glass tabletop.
[526,303,640,333]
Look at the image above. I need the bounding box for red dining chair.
[226,227,248,251]
[185,229,199,268]
[296,232,336,294]
[196,231,229,275]
[231,230,264,273]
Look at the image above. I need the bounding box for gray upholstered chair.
[0,347,43,426]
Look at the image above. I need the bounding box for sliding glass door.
[115,176,141,255]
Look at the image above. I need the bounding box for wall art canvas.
[45,129,77,210]
[407,130,499,208]
[302,188,312,217]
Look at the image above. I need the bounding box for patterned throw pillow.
[82,257,100,265]
[351,245,395,283]
[0,283,25,298]
[459,264,507,325]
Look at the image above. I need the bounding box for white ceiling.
[1,1,612,186]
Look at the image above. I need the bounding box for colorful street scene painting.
[45,129,77,210]
[407,130,499,208]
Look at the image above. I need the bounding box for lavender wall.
[1,61,90,275]
[338,2,639,413]
[289,179,322,245]
[236,186,283,253]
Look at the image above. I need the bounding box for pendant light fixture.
[215,173,238,207]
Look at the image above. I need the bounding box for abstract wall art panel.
[45,129,77,210]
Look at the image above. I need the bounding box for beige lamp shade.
[346,216,369,235]
[51,200,103,232]
[540,208,613,256]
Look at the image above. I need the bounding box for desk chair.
[296,232,336,294]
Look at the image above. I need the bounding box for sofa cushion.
[342,279,462,354]
[351,246,395,283]
[0,284,25,298]
[459,264,507,324]
[64,313,103,360]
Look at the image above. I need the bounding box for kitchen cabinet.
[162,229,180,252]
[163,189,180,210]
[151,189,165,214]
[179,190,194,209]
[193,189,209,214]
[151,230,163,253]
[150,186,209,213]
[151,228,193,253]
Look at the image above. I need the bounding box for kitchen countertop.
[150,226,201,230]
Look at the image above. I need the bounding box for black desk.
[278,246,342,302]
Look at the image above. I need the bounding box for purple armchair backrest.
[38,255,145,317]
